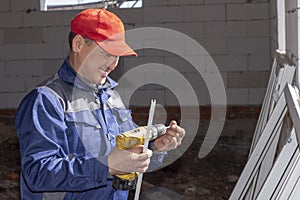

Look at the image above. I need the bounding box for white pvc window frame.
[40,0,142,11]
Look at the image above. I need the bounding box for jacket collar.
[58,58,118,92]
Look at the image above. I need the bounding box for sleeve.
[148,142,167,172]
[15,87,109,192]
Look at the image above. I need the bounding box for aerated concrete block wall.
[0,0,272,109]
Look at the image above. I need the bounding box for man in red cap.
[15,8,185,200]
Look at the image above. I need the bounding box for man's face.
[78,42,119,85]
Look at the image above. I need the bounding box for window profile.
[41,0,142,11]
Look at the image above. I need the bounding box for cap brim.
[96,40,137,57]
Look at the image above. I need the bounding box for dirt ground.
[0,122,248,200]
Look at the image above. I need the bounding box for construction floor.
[0,121,248,200]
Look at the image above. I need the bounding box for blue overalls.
[15,59,165,200]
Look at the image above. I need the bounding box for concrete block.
[143,6,184,23]
[269,0,277,18]
[23,44,64,59]
[270,39,277,55]
[250,0,270,2]
[0,93,6,109]
[227,71,269,88]
[161,22,205,39]
[164,55,206,73]
[270,18,277,41]
[23,11,63,27]
[0,62,5,77]
[286,12,297,57]
[205,21,247,37]
[10,0,39,11]
[226,4,246,20]
[247,20,270,36]
[142,48,172,57]
[6,92,27,108]
[195,38,227,55]
[43,59,63,75]
[110,8,142,24]
[166,88,206,106]
[203,71,228,92]
[227,3,269,20]
[127,24,165,40]
[0,77,26,92]
[227,37,270,54]
[205,0,268,4]
[247,3,269,19]
[226,88,248,105]
[162,69,194,90]
[6,60,43,76]
[123,56,164,71]
[0,44,25,60]
[4,27,43,44]
[0,29,3,44]
[165,0,204,5]
[204,0,244,3]
[143,38,186,56]
[211,55,247,72]
[26,76,49,91]
[129,89,165,106]
[63,42,70,58]
[184,5,225,21]
[248,54,271,71]
[142,66,168,89]
[43,27,70,43]
[143,0,164,6]
[248,88,266,104]
[143,0,204,6]
[61,10,80,26]
[0,0,9,12]
[0,12,23,28]
[183,72,208,90]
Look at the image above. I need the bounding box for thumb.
[145,148,153,158]
[126,145,144,154]
[169,120,178,130]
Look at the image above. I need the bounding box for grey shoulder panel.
[106,90,126,109]
[42,192,66,200]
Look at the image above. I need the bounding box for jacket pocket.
[65,111,111,156]
[113,108,135,133]
[65,111,101,128]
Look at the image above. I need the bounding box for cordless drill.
[112,124,167,190]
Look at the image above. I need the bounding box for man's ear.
[72,34,84,53]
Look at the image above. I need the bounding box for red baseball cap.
[71,8,137,57]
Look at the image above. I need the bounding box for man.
[15,8,185,200]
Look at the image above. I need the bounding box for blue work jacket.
[15,59,165,200]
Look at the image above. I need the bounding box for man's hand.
[152,120,185,152]
[108,145,153,175]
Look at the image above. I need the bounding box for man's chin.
[98,77,107,85]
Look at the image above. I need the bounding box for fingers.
[132,149,152,173]
[168,120,186,138]
[175,133,182,146]
[133,149,152,161]
[108,147,152,174]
